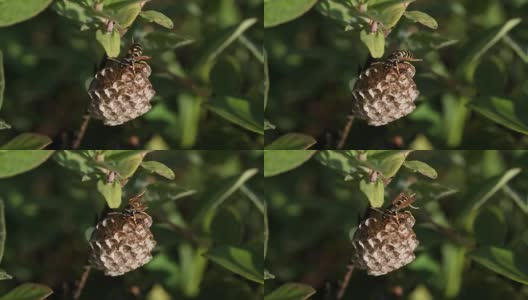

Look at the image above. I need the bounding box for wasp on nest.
[350,192,419,276]
[351,50,421,126]
[88,43,156,126]
[88,192,156,276]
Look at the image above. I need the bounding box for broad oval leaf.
[139,10,174,29]
[0,150,53,178]
[264,0,318,28]
[360,30,385,58]
[206,96,263,135]
[359,178,384,208]
[95,28,120,58]
[105,1,142,28]
[96,179,122,208]
[265,283,316,300]
[367,150,410,178]
[403,160,438,179]
[0,0,53,27]
[104,150,147,178]
[468,97,528,136]
[0,283,53,300]
[369,0,411,28]
[404,11,438,29]
[264,150,316,177]
[0,133,52,150]
[471,246,528,285]
[141,161,175,179]
[204,246,263,284]
[315,150,361,176]
[265,133,316,150]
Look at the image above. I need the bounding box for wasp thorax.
[88,194,156,276]
[351,50,420,126]
[88,43,155,126]
[350,208,419,276]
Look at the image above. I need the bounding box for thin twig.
[72,114,91,149]
[337,264,354,300]
[337,115,354,149]
[73,265,92,300]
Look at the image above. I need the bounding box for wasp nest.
[351,212,418,276]
[88,196,156,276]
[351,62,419,126]
[88,62,155,126]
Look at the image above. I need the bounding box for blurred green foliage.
[264,0,528,149]
[0,0,263,149]
[0,150,264,299]
[264,150,528,299]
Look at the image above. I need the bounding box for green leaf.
[457,18,521,80]
[473,207,506,246]
[264,0,319,28]
[367,150,410,178]
[194,18,257,69]
[404,11,438,29]
[264,150,316,177]
[143,31,194,51]
[264,49,270,111]
[471,246,528,285]
[204,246,263,284]
[359,178,384,208]
[468,97,528,135]
[0,50,4,110]
[265,283,316,300]
[0,283,53,300]
[0,269,12,280]
[360,30,385,58]
[52,151,98,177]
[0,133,52,150]
[95,28,120,58]
[461,168,521,215]
[315,0,357,26]
[193,169,258,230]
[403,160,438,179]
[264,202,269,259]
[443,94,469,147]
[315,150,361,176]
[96,179,122,208]
[104,150,147,178]
[442,244,465,298]
[141,161,175,179]
[179,94,201,148]
[503,35,528,64]
[265,133,316,150]
[104,1,142,28]
[206,96,263,135]
[369,0,412,28]
[0,199,4,263]
[0,150,54,178]
[139,10,174,29]
[0,0,53,27]
[51,0,95,25]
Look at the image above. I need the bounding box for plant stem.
[73,265,92,300]
[336,264,354,300]
[337,115,354,149]
[72,114,91,149]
